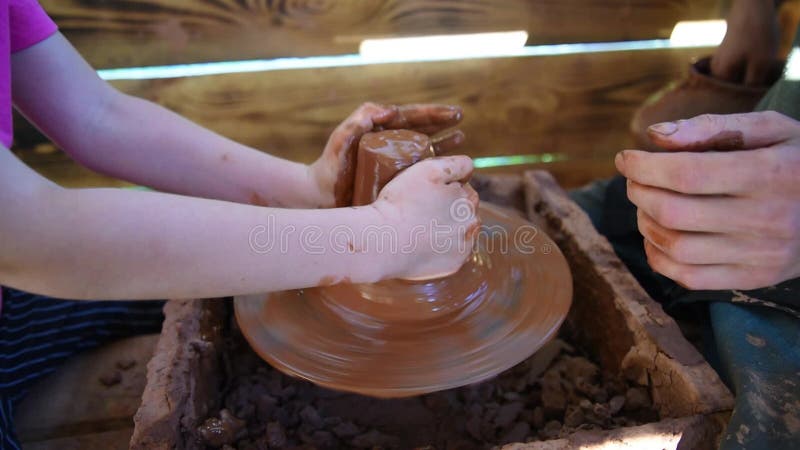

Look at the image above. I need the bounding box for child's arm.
[11,33,462,208]
[0,146,478,299]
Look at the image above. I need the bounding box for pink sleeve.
[9,0,58,52]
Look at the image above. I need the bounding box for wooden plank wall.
[43,0,722,69]
[14,0,748,189]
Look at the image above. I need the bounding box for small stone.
[592,403,610,420]
[266,421,287,448]
[279,385,297,400]
[591,386,609,403]
[609,395,626,415]
[503,391,521,401]
[500,422,531,444]
[532,406,545,428]
[115,359,137,370]
[323,416,342,426]
[465,415,483,441]
[197,410,245,448]
[624,387,651,411]
[98,371,122,387]
[310,430,335,448]
[563,407,584,427]
[494,401,524,428]
[468,403,483,417]
[540,420,562,440]
[240,436,269,450]
[299,405,323,429]
[541,387,566,418]
[563,356,598,382]
[573,377,594,396]
[351,429,399,449]
[255,394,278,421]
[332,421,360,439]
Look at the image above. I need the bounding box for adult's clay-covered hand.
[309,102,465,208]
[711,0,781,86]
[616,111,800,290]
[374,155,479,281]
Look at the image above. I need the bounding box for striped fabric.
[0,287,164,450]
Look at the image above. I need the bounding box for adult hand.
[309,102,464,208]
[711,0,781,86]
[615,111,800,290]
[374,155,479,280]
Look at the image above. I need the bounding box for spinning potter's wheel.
[235,130,572,397]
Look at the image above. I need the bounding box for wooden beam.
[42,0,722,68]
[107,46,707,163]
[14,46,708,188]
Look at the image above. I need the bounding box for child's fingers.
[420,155,474,184]
[431,129,466,155]
[378,104,463,131]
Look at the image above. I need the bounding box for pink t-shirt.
[2,0,57,146]
[0,0,58,316]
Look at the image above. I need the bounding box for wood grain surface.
[41,0,722,68]
[14,46,708,188]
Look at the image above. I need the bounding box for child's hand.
[372,155,480,280]
[309,103,464,208]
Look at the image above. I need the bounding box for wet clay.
[235,130,573,398]
[351,130,433,206]
[648,128,746,152]
[332,134,360,207]
[249,192,270,207]
[199,333,659,449]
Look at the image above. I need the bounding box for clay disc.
[235,203,572,397]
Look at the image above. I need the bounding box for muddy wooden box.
[129,171,733,450]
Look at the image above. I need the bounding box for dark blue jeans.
[0,287,164,449]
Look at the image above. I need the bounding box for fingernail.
[648,121,678,136]
[614,152,625,168]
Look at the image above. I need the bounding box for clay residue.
[664,130,745,152]
[745,333,766,348]
[249,192,270,207]
[197,409,245,447]
[736,424,749,445]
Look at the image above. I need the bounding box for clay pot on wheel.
[235,129,573,398]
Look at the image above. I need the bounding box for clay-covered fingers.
[377,104,463,135]
[431,129,466,155]
[637,210,788,267]
[625,180,785,236]
[646,111,797,151]
[374,155,477,281]
[326,103,398,206]
[335,103,397,139]
[642,239,781,290]
[615,148,769,195]
[422,155,474,185]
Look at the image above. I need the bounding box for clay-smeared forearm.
[0,150,393,299]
